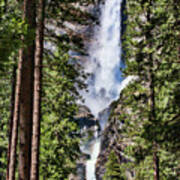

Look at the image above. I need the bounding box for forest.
[0,0,179,180]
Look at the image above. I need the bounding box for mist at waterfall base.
[79,0,134,179]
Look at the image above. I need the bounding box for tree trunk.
[146,2,160,179]
[153,151,159,180]
[30,0,45,179]
[4,0,7,13]
[8,52,22,180]
[18,0,36,179]
[149,59,160,180]
[6,62,17,180]
[149,58,160,180]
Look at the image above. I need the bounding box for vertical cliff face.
[95,91,132,180]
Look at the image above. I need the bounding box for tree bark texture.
[8,52,22,180]
[18,0,36,179]
[6,62,17,180]
[153,151,160,180]
[30,0,45,179]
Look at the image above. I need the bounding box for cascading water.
[81,0,134,179]
[83,0,133,117]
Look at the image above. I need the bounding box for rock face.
[72,95,133,180]
[75,105,97,130]
[95,91,133,180]
[68,1,101,60]
[69,105,98,180]
[69,154,88,180]
[95,101,122,180]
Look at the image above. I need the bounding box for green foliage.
[0,1,25,69]
[103,151,124,180]
[0,72,10,178]
[0,0,90,178]
[0,1,22,177]
[39,44,85,179]
[39,2,91,176]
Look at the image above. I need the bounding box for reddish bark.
[6,63,17,180]
[30,0,45,179]
[8,51,23,180]
[18,0,36,179]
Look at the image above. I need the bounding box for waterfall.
[82,0,133,117]
[81,0,134,179]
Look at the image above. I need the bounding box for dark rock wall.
[95,92,129,180]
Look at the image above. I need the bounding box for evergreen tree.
[0,1,25,178]
[103,150,124,180]
[16,0,36,179]
[117,0,180,179]
[30,0,45,179]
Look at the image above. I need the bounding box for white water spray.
[83,0,133,118]
[82,0,135,179]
